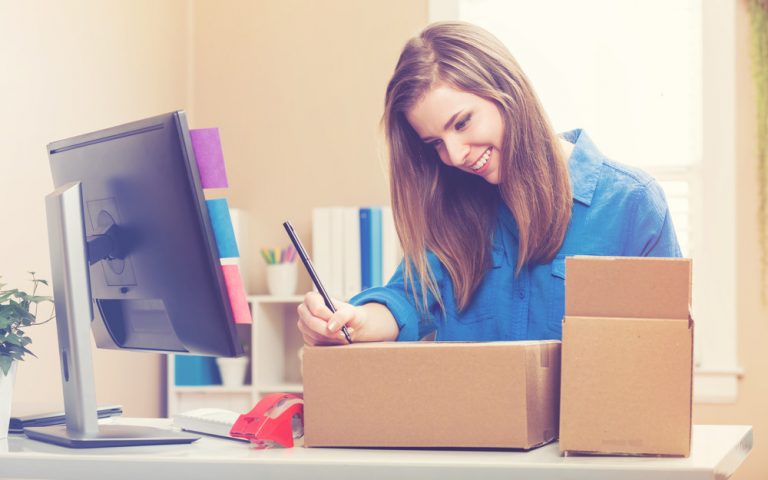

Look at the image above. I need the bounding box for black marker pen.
[283,221,353,344]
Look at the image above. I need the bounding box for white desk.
[0,419,752,480]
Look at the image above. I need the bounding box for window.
[430,0,740,402]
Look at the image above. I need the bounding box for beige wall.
[3,1,768,478]
[0,0,190,417]
[191,0,427,295]
[0,0,424,419]
[692,2,768,479]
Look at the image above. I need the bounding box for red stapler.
[229,392,304,448]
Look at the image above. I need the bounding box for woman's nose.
[443,136,468,167]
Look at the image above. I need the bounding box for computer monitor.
[28,111,244,448]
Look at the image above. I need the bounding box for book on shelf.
[370,207,383,289]
[381,206,400,284]
[342,207,361,301]
[312,207,333,296]
[329,207,345,300]
[312,206,402,301]
[174,355,221,386]
[359,207,372,292]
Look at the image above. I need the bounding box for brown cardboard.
[559,256,693,457]
[303,341,560,449]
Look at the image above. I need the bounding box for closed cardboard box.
[559,256,693,456]
[303,341,560,449]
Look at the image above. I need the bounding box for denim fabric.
[349,129,682,341]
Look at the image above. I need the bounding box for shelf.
[167,295,305,416]
[257,383,303,394]
[173,385,252,394]
[247,294,304,304]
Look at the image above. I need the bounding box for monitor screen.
[47,111,242,357]
[29,111,244,447]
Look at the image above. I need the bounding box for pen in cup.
[282,221,353,344]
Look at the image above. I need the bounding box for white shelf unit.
[166,295,305,416]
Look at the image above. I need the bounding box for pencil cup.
[266,262,298,296]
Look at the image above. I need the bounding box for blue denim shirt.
[349,129,682,341]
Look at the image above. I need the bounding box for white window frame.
[429,0,741,403]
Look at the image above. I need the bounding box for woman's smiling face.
[406,82,504,184]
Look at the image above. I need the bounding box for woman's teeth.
[471,148,492,171]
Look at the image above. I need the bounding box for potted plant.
[0,273,53,437]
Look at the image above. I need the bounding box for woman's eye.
[429,139,443,148]
[455,114,471,130]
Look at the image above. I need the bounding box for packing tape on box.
[190,128,228,189]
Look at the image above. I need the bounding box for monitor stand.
[25,182,198,448]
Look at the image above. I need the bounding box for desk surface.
[0,419,752,480]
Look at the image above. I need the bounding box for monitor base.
[24,424,199,448]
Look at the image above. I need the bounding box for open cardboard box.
[559,256,693,456]
[303,341,560,449]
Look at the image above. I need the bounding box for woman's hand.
[296,291,400,345]
[296,292,367,345]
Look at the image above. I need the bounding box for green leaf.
[12,306,33,322]
[4,346,23,357]
[0,275,51,364]
[0,356,12,376]
[4,335,23,347]
[27,295,52,303]
[0,290,17,303]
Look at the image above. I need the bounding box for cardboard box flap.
[565,256,691,319]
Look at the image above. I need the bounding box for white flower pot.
[0,361,17,439]
[216,357,248,388]
[266,263,298,296]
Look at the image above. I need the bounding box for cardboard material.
[559,256,693,457]
[303,341,560,449]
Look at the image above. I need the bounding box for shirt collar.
[496,128,603,248]
[561,129,603,206]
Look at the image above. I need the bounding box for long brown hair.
[383,21,572,314]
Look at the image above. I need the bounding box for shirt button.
[518,289,525,299]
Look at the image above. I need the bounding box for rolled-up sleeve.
[348,253,443,341]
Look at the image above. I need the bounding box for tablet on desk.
[10,405,123,434]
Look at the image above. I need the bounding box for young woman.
[296,21,681,346]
